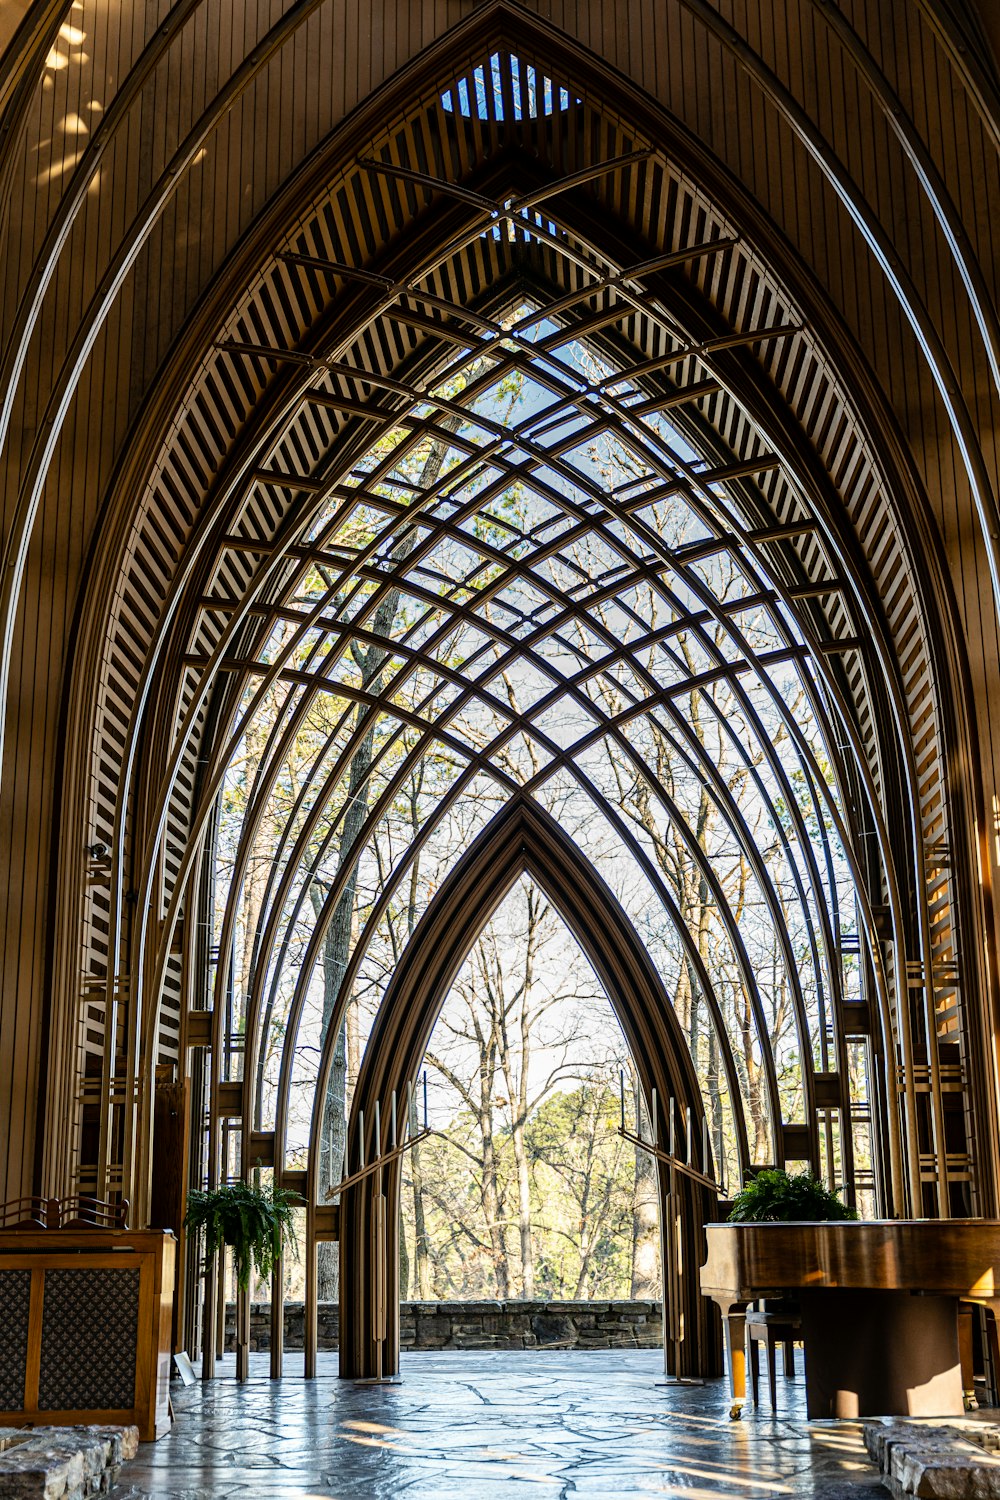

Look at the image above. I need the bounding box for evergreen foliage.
[185,1179,303,1291]
[726,1168,857,1222]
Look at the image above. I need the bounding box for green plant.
[726,1169,858,1223]
[185,1179,302,1291]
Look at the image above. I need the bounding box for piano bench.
[746,1308,802,1411]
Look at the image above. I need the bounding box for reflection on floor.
[118,1349,889,1498]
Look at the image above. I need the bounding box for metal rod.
[358,1108,365,1171]
[423,1071,428,1131]
[374,1099,381,1159]
[390,1089,397,1149]
[618,1126,721,1194]
[620,1069,625,1132]
[651,1087,658,1146]
[334,1128,432,1196]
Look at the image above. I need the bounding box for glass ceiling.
[205,280,881,1210]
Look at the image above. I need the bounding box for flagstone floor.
[116,1349,889,1498]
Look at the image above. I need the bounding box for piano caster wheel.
[964,1391,978,1412]
[729,1403,743,1421]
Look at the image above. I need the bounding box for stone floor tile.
[113,1349,902,1498]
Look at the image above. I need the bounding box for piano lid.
[700,1220,1000,1302]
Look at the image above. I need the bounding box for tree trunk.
[315,896,348,1302]
[573,1107,595,1299]
[512,955,535,1299]
[706,1027,724,1183]
[480,1117,509,1299]
[512,1125,533,1298]
[505,894,542,1298]
[409,1091,433,1298]
[398,1196,409,1302]
[631,1080,659,1298]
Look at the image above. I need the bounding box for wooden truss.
[14,12,990,1381]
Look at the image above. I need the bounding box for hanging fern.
[185,1179,303,1291]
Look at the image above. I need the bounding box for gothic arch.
[338,795,718,1378]
[14,2,992,1377]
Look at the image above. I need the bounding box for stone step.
[864,1417,1000,1497]
[0,1425,138,1499]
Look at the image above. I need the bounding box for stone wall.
[224,1300,663,1352]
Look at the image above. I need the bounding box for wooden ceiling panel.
[0,1,994,1218]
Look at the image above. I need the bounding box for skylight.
[441,52,579,120]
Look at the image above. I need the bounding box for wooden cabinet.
[0,1230,175,1441]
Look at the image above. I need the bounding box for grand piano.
[701,1220,1000,1418]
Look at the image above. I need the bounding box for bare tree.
[418,878,613,1297]
[630,1074,660,1299]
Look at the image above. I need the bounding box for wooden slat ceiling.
[0,1,996,1212]
[48,40,978,1216]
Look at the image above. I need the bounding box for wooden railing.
[0,1194,129,1229]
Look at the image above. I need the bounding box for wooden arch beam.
[337,793,719,1380]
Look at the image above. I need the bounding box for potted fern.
[727,1168,857,1223]
[185,1177,302,1291]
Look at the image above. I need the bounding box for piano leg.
[783,1333,795,1377]
[748,1326,760,1406]
[984,1301,1000,1408]
[958,1304,976,1410]
[766,1328,778,1411]
[723,1308,747,1419]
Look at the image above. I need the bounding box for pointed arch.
[18,0,992,1387]
[337,795,720,1379]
